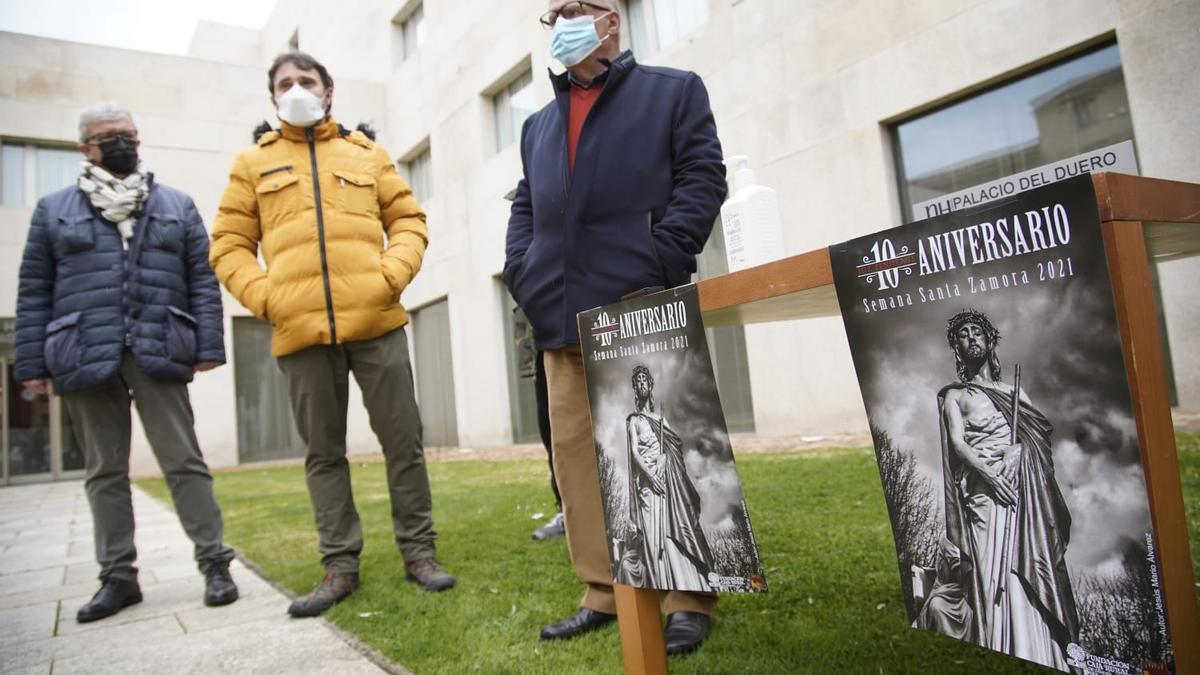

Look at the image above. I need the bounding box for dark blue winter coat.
[14,179,226,395]
[503,51,727,349]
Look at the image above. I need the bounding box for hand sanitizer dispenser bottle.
[720,156,786,273]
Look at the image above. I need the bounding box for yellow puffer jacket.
[210,118,427,356]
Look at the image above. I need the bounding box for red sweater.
[568,83,603,173]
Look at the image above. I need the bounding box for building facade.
[1,0,1197,481]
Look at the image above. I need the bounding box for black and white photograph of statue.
[832,176,1174,674]
[917,309,1079,670]
[579,285,766,594]
[622,364,715,591]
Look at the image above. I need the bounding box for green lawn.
[138,433,1200,675]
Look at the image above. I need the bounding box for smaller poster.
[578,284,766,594]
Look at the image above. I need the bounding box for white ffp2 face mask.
[275,85,327,128]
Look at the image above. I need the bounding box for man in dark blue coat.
[15,103,238,623]
[503,0,727,655]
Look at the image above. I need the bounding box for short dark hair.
[267,52,334,93]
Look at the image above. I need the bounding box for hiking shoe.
[204,562,239,607]
[405,558,456,592]
[287,571,359,618]
[532,512,565,541]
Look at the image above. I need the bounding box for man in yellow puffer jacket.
[211,52,455,617]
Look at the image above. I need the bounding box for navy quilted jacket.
[14,179,225,395]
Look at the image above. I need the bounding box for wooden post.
[614,584,668,675]
[1102,220,1200,674]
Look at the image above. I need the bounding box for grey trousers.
[63,351,235,582]
[277,327,436,574]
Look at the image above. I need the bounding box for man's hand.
[22,379,53,396]
[999,443,1023,482]
[981,464,1017,508]
[649,458,666,494]
[193,362,221,373]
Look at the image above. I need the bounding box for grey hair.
[78,102,135,143]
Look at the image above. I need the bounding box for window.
[694,219,755,433]
[626,0,710,55]
[501,283,541,443]
[411,300,459,447]
[232,318,304,463]
[493,70,536,152]
[392,2,425,65]
[892,43,1133,217]
[401,143,432,203]
[890,42,1180,403]
[2,141,80,208]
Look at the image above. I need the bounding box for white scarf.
[77,161,149,247]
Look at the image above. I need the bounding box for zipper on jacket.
[307,128,338,345]
[560,71,619,202]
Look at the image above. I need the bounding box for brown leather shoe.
[405,558,456,592]
[287,571,359,618]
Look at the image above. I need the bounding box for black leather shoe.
[77,577,142,623]
[204,563,239,607]
[287,572,359,618]
[539,608,617,641]
[664,612,711,655]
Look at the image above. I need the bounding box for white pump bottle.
[720,156,785,273]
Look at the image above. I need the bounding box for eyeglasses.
[539,1,610,29]
[86,132,138,145]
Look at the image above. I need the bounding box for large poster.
[831,175,1174,673]
[578,285,766,594]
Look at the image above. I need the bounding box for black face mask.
[98,137,138,175]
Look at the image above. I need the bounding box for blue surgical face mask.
[549,12,611,68]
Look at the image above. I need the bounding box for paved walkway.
[0,480,395,675]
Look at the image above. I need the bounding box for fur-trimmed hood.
[252,120,376,142]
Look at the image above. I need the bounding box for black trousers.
[536,351,560,510]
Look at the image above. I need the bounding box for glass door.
[1,318,83,485]
[4,358,52,482]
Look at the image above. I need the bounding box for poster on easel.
[578,284,766,594]
[830,174,1174,673]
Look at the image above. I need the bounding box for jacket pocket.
[378,257,401,305]
[582,212,666,299]
[255,173,301,230]
[164,306,197,364]
[645,211,668,283]
[510,239,543,307]
[332,170,380,216]
[56,215,96,254]
[43,311,84,376]
[145,215,183,253]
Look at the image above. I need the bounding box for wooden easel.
[609,173,1200,674]
[614,585,668,675]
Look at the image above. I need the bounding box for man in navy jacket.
[15,103,237,623]
[504,0,727,655]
